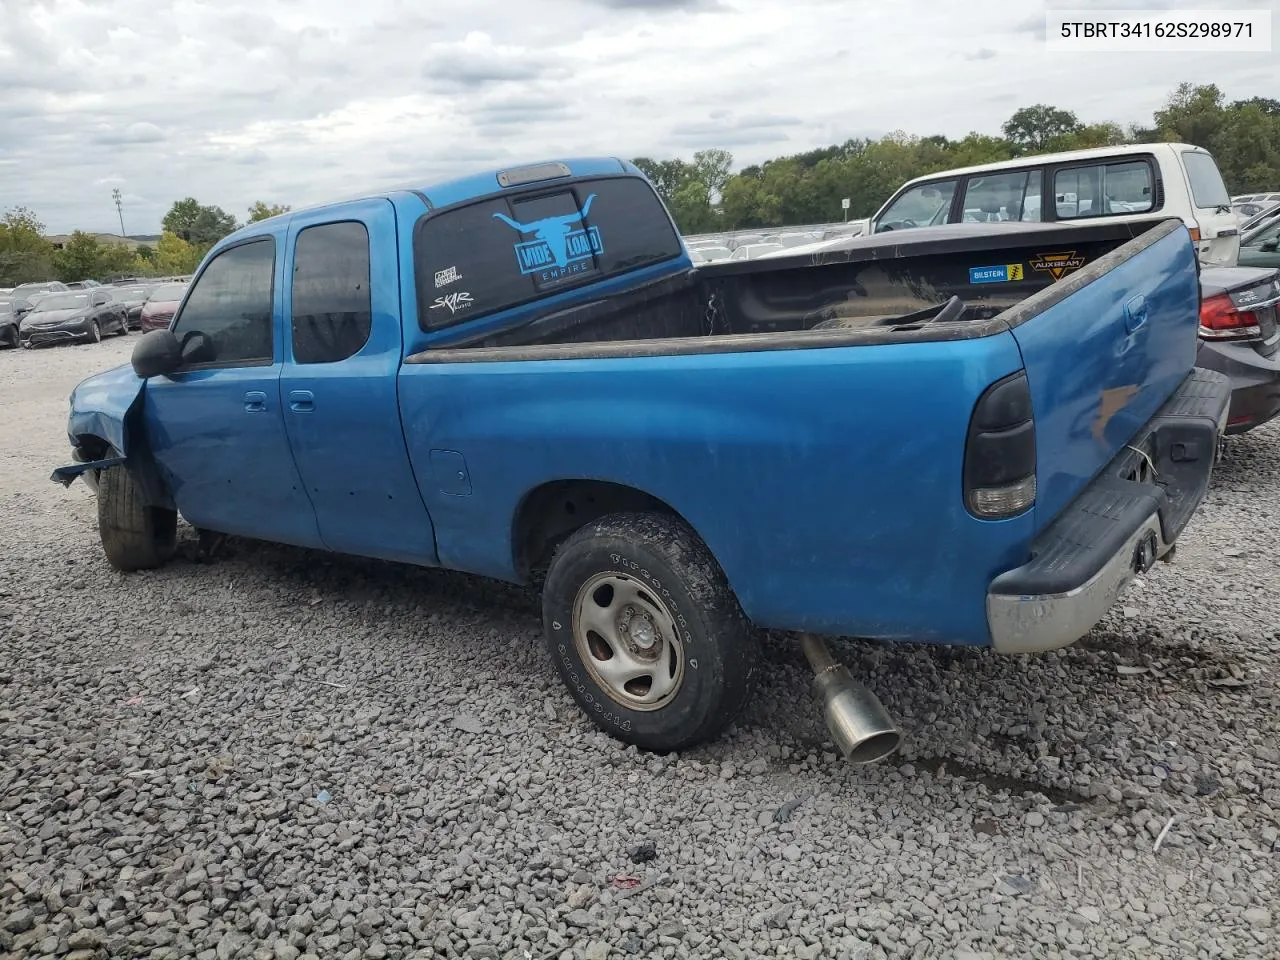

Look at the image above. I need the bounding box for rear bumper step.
[986,367,1230,654]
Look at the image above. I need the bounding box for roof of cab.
[893,142,1205,189]
[223,156,638,241]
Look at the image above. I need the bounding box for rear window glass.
[1181,151,1231,209]
[413,176,682,330]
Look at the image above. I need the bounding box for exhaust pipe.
[799,633,902,764]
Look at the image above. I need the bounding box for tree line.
[637,83,1280,234]
[4,81,1277,286]
[0,200,290,287]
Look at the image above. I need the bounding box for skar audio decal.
[494,193,603,282]
[1029,251,1087,281]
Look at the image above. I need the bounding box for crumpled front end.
[59,362,147,477]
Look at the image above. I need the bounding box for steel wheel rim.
[571,571,685,712]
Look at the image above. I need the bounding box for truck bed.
[411,218,1183,355]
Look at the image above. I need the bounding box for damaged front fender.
[65,362,146,458]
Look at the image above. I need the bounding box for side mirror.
[131,329,181,378]
[1260,240,1279,253]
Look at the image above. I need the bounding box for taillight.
[1199,292,1262,341]
[963,371,1036,520]
[1189,227,1202,242]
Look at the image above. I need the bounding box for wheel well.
[513,479,680,581]
[74,434,112,460]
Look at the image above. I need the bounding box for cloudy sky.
[1,0,1275,235]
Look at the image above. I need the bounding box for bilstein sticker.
[1029,251,1087,280]
[969,263,1025,284]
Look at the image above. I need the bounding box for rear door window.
[414,176,682,330]
[1054,160,1154,218]
[962,170,1042,222]
[1181,151,1231,209]
[290,221,373,364]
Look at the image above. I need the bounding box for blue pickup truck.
[55,157,1230,760]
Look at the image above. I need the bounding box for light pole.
[112,188,125,237]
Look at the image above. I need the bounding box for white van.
[865,143,1241,266]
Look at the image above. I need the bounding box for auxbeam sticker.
[1029,251,1087,281]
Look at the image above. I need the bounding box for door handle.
[289,390,315,412]
[1124,294,1148,335]
[243,391,267,413]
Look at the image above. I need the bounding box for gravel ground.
[2,336,1278,960]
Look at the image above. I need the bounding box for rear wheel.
[541,512,759,752]
[97,465,177,571]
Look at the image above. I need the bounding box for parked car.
[11,280,69,301]
[19,288,129,347]
[0,300,19,348]
[55,159,1229,759]
[1237,216,1280,269]
[65,280,103,290]
[9,295,43,323]
[138,281,188,331]
[868,143,1242,266]
[110,282,159,329]
[1194,265,1280,434]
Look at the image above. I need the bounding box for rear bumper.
[987,367,1230,654]
[1194,338,1280,434]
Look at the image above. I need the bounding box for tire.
[1,327,16,349]
[97,465,178,571]
[542,512,760,752]
[89,321,101,343]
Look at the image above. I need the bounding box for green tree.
[0,207,57,285]
[247,201,291,223]
[1002,104,1083,152]
[631,157,697,202]
[136,245,156,263]
[52,231,105,282]
[667,178,718,234]
[154,231,203,275]
[162,198,238,247]
[691,149,733,203]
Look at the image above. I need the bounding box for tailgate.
[1005,220,1202,532]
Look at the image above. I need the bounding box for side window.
[1245,221,1280,249]
[876,180,958,231]
[1054,161,1154,219]
[291,221,372,364]
[172,239,275,366]
[414,176,683,330]
[962,170,1041,222]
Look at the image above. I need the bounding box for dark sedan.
[18,289,129,348]
[109,282,159,329]
[0,300,19,348]
[1195,266,1280,434]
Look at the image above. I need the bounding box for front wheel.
[89,321,101,343]
[541,512,760,752]
[97,465,178,571]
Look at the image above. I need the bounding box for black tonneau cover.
[699,217,1184,276]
